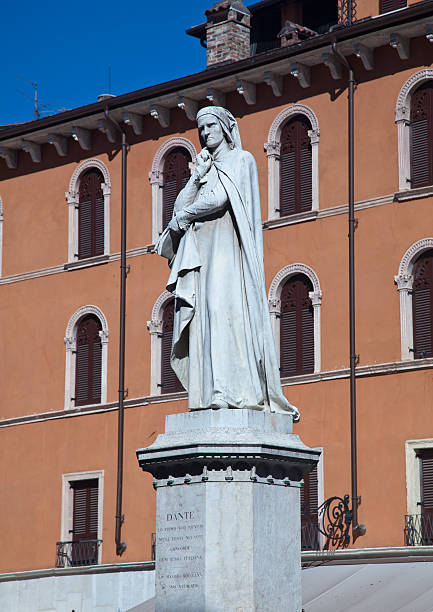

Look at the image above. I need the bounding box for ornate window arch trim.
[265,105,320,220]
[64,305,109,409]
[395,70,433,192]
[149,138,197,243]
[395,238,433,360]
[0,196,3,277]
[147,290,174,395]
[268,263,322,373]
[65,158,111,262]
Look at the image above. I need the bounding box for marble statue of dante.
[155,106,299,419]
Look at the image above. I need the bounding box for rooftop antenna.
[108,66,112,95]
[15,76,68,119]
[14,75,39,119]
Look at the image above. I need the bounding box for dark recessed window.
[161,300,184,394]
[410,81,433,189]
[280,274,314,377]
[162,149,191,230]
[279,116,312,217]
[78,169,104,259]
[75,315,102,406]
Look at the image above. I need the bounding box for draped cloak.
[156,147,299,419]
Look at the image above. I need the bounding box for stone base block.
[137,409,320,612]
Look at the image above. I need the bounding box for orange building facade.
[1,0,433,579]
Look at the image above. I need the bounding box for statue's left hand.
[167,211,190,233]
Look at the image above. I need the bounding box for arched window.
[395,70,433,193]
[78,169,105,259]
[66,159,111,263]
[64,306,109,410]
[412,250,433,359]
[265,105,319,223]
[410,81,433,189]
[280,274,314,377]
[149,138,197,243]
[162,148,191,230]
[160,299,184,394]
[279,117,312,217]
[75,315,103,406]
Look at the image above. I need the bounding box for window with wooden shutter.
[379,0,406,13]
[410,81,433,189]
[75,315,102,406]
[161,300,184,394]
[280,274,314,376]
[70,479,99,565]
[301,465,319,550]
[279,116,312,217]
[412,250,433,359]
[78,169,105,259]
[162,148,191,230]
[419,449,433,545]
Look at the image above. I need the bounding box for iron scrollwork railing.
[56,539,102,568]
[302,495,352,551]
[404,514,433,546]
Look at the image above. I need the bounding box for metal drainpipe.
[331,44,366,544]
[104,108,128,556]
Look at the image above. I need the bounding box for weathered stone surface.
[137,409,320,611]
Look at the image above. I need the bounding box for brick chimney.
[205,1,251,67]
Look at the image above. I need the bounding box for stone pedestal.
[137,409,319,612]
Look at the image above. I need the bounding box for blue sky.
[1,1,209,125]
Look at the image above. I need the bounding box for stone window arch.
[64,305,109,410]
[65,159,111,263]
[395,69,433,192]
[395,238,433,360]
[268,263,322,374]
[265,105,319,221]
[149,138,197,243]
[147,290,185,396]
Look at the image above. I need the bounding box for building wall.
[1,28,433,572]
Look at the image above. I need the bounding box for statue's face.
[197,114,225,150]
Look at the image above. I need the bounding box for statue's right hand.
[195,149,212,179]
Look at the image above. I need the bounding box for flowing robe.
[157,147,298,417]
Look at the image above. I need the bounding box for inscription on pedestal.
[156,488,205,608]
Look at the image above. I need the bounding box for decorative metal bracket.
[317,495,352,549]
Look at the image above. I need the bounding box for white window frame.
[405,439,433,516]
[0,195,3,277]
[268,263,322,373]
[147,290,173,395]
[65,158,111,263]
[149,138,197,244]
[61,470,104,563]
[395,69,433,192]
[64,305,109,410]
[395,238,433,360]
[264,104,320,221]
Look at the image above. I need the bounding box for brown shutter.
[280,274,314,376]
[162,149,191,230]
[75,315,102,406]
[420,450,433,545]
[71,479,99,565]
[412,251,433,359]
[280,116,312,217]
[410,81,433,189]
[379,0,406,12]
[301,465,319,550]
[78,169,104,259]
[161,300,184,393]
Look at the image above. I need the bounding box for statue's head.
[196,106,242,151]
[197,113,225,151]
